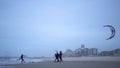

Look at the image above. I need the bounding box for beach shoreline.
[1,61,120,68]
[1,56,120,65]
[1,57,120,68]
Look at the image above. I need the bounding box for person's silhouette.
[59,51,63,62]
[20,54,25,63]
[54,51,59,62]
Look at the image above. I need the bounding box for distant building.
[83,48,89,56]
[80,44,87,56]
[74,48,81,56]
[98,48,120,56]
[99,51,113,56]
[75,45,98,56]
[63,49,75,57]
[88,48,92,56]
[88,48,98,56]
[81,44,85,49]
[92,48,98,56]
[63,44,99,57]
[114,49,120,56]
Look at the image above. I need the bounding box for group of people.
[18,51,63,63]
[54,51,63,62]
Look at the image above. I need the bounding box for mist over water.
[0,57,45,65]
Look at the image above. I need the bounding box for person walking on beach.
[54,51,59,62]
[59,51,63,62]
[19,54,25,63]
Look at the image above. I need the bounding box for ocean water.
[0,58,44,65]
[0,66,15,68]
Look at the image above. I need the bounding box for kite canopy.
[103,25,116,40]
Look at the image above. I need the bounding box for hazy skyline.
[0,0,120,57]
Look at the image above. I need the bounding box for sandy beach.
[1,57,120,68]
[1,61,120,68]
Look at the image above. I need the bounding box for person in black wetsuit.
[20,54,25,63]
[54,51,59,62]
[59,51,63,62]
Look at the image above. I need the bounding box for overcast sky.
[0,0,120,57]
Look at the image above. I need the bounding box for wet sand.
[1,61,120,68]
